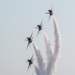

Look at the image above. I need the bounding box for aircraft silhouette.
[35,20,43,35]
[46,7,53,21]
[26,54,34,70]
[25,32,33,49]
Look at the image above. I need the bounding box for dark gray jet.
[25,32,33,49]
[35,20,43,35]
[46,7,53,21]
[26,54,34,70]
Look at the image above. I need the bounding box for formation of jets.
[25,7,54,72]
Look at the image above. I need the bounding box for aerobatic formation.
[25,7,62,75]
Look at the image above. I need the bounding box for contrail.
[32,42,45,75]
[42,30,53,60]
[34,66,41,75]
[53,16,62,57]
[32,16,62,75]
[42,30,53,75]
[49,16,62,75]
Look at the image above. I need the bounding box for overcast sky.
[0,0,75,75]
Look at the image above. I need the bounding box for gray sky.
[0,0,75,75]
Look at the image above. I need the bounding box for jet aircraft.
[26,54,34,70]
[35,20,43,35]
[46,7,53,21]
[25,32,33,49]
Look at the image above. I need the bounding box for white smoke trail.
[49,16,62,75]
[32,16,62,75]
[32,42,45,75]
[42,30,53,75]
[42,30,53,60]
[34,66,41,75]
[53,16,62,57]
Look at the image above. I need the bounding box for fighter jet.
[25,32,33,49]
[35,20,43,35]
[46,7,53,21]
[26,54,34,70]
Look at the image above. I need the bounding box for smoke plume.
[32,42,45,75]
[48,16,62,75]
[32,16,62,75]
